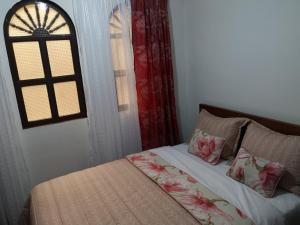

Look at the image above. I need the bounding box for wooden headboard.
[199,104,300,136]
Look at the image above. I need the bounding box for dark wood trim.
[8,34,73,42]
[42,5,50,28]
[15,13,35,31]
[114,70,127,77]
[118,104,129,112]
[35,3,41,28]
[24,5,37,29]
[23,113,86,129]
[18,75,78,86]
[46,12,59,31]
[69,35,87,117]
[4,27,28,128]
[199,104,300,136]
[4,0,87,129]
[39,40,59,118]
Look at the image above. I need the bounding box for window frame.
[4,0,87,129]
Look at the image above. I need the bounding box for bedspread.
[30,159,200,225]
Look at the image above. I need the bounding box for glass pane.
[8,4,37,37]
[13,42,45,80]
[109,7,131,35]
[26,4,38,28]
[54,81,80,116]
[111,38,127,71]
[45,8,70,35]
[9,11,33,37]
[22,85,52,122]
[47,40,74,77]
[110,9,122,34]
[115,72,129,108]
[49,14,70,35]
[44,7,57,29]
[37,2,47,26]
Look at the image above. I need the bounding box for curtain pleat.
[0,54,31,225]
[72,0,142,165]
[131,0,180,150]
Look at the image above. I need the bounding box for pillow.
[188,129,226,165]
[241,121,300,196]
[227,148,285,198]
[195,109,249,159]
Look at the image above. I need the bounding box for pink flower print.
[149,152,157,157]
[161,181,187,193]
[128,155,145,162]
[197,138,216,161]
[235,167,245,181]
[147,162,166,173]
[259,162,283,191]
[188,191,217,211]
[236,208,247,219]
[184,191,233,222]
[187,175,198,184]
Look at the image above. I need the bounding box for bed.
[30,104,300,225]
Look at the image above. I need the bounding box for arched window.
[4,0,87,128]
[109,5,131,112]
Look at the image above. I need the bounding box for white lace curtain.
[72,0,142,165]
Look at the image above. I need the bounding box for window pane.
[9,11,33,37]
[45,8,70,35]
[37,2,47,28]
[110,9,122,34]
[13,42,45,80]
[49,14,70,35]
[47,40,74,77]
[109,7,131,35]
[115,72,129,109]
[22,85,52,122]
[8,4,37,37]
[111,38,127,71]
[54,81,80,116]
[26,4,38,28]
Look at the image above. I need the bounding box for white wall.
[0,0,90,186]
[170,0,300,141]
[169,0,187,140]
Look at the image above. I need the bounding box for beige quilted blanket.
[30,159,200,225]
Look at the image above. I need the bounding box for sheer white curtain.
[72,0,142,165]
[0,64,31,224]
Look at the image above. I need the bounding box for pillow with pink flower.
[188,129,226,165]
[226,148,285,198]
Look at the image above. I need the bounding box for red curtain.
[131,0,180,150]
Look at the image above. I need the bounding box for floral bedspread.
[127,151,255,225]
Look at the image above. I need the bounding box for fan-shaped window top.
[8,2,70,37]
[110,6,131,38]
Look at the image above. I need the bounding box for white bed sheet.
[150,144,300,225]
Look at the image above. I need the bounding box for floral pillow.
[227,148,285,198]
[188,129,226,165]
